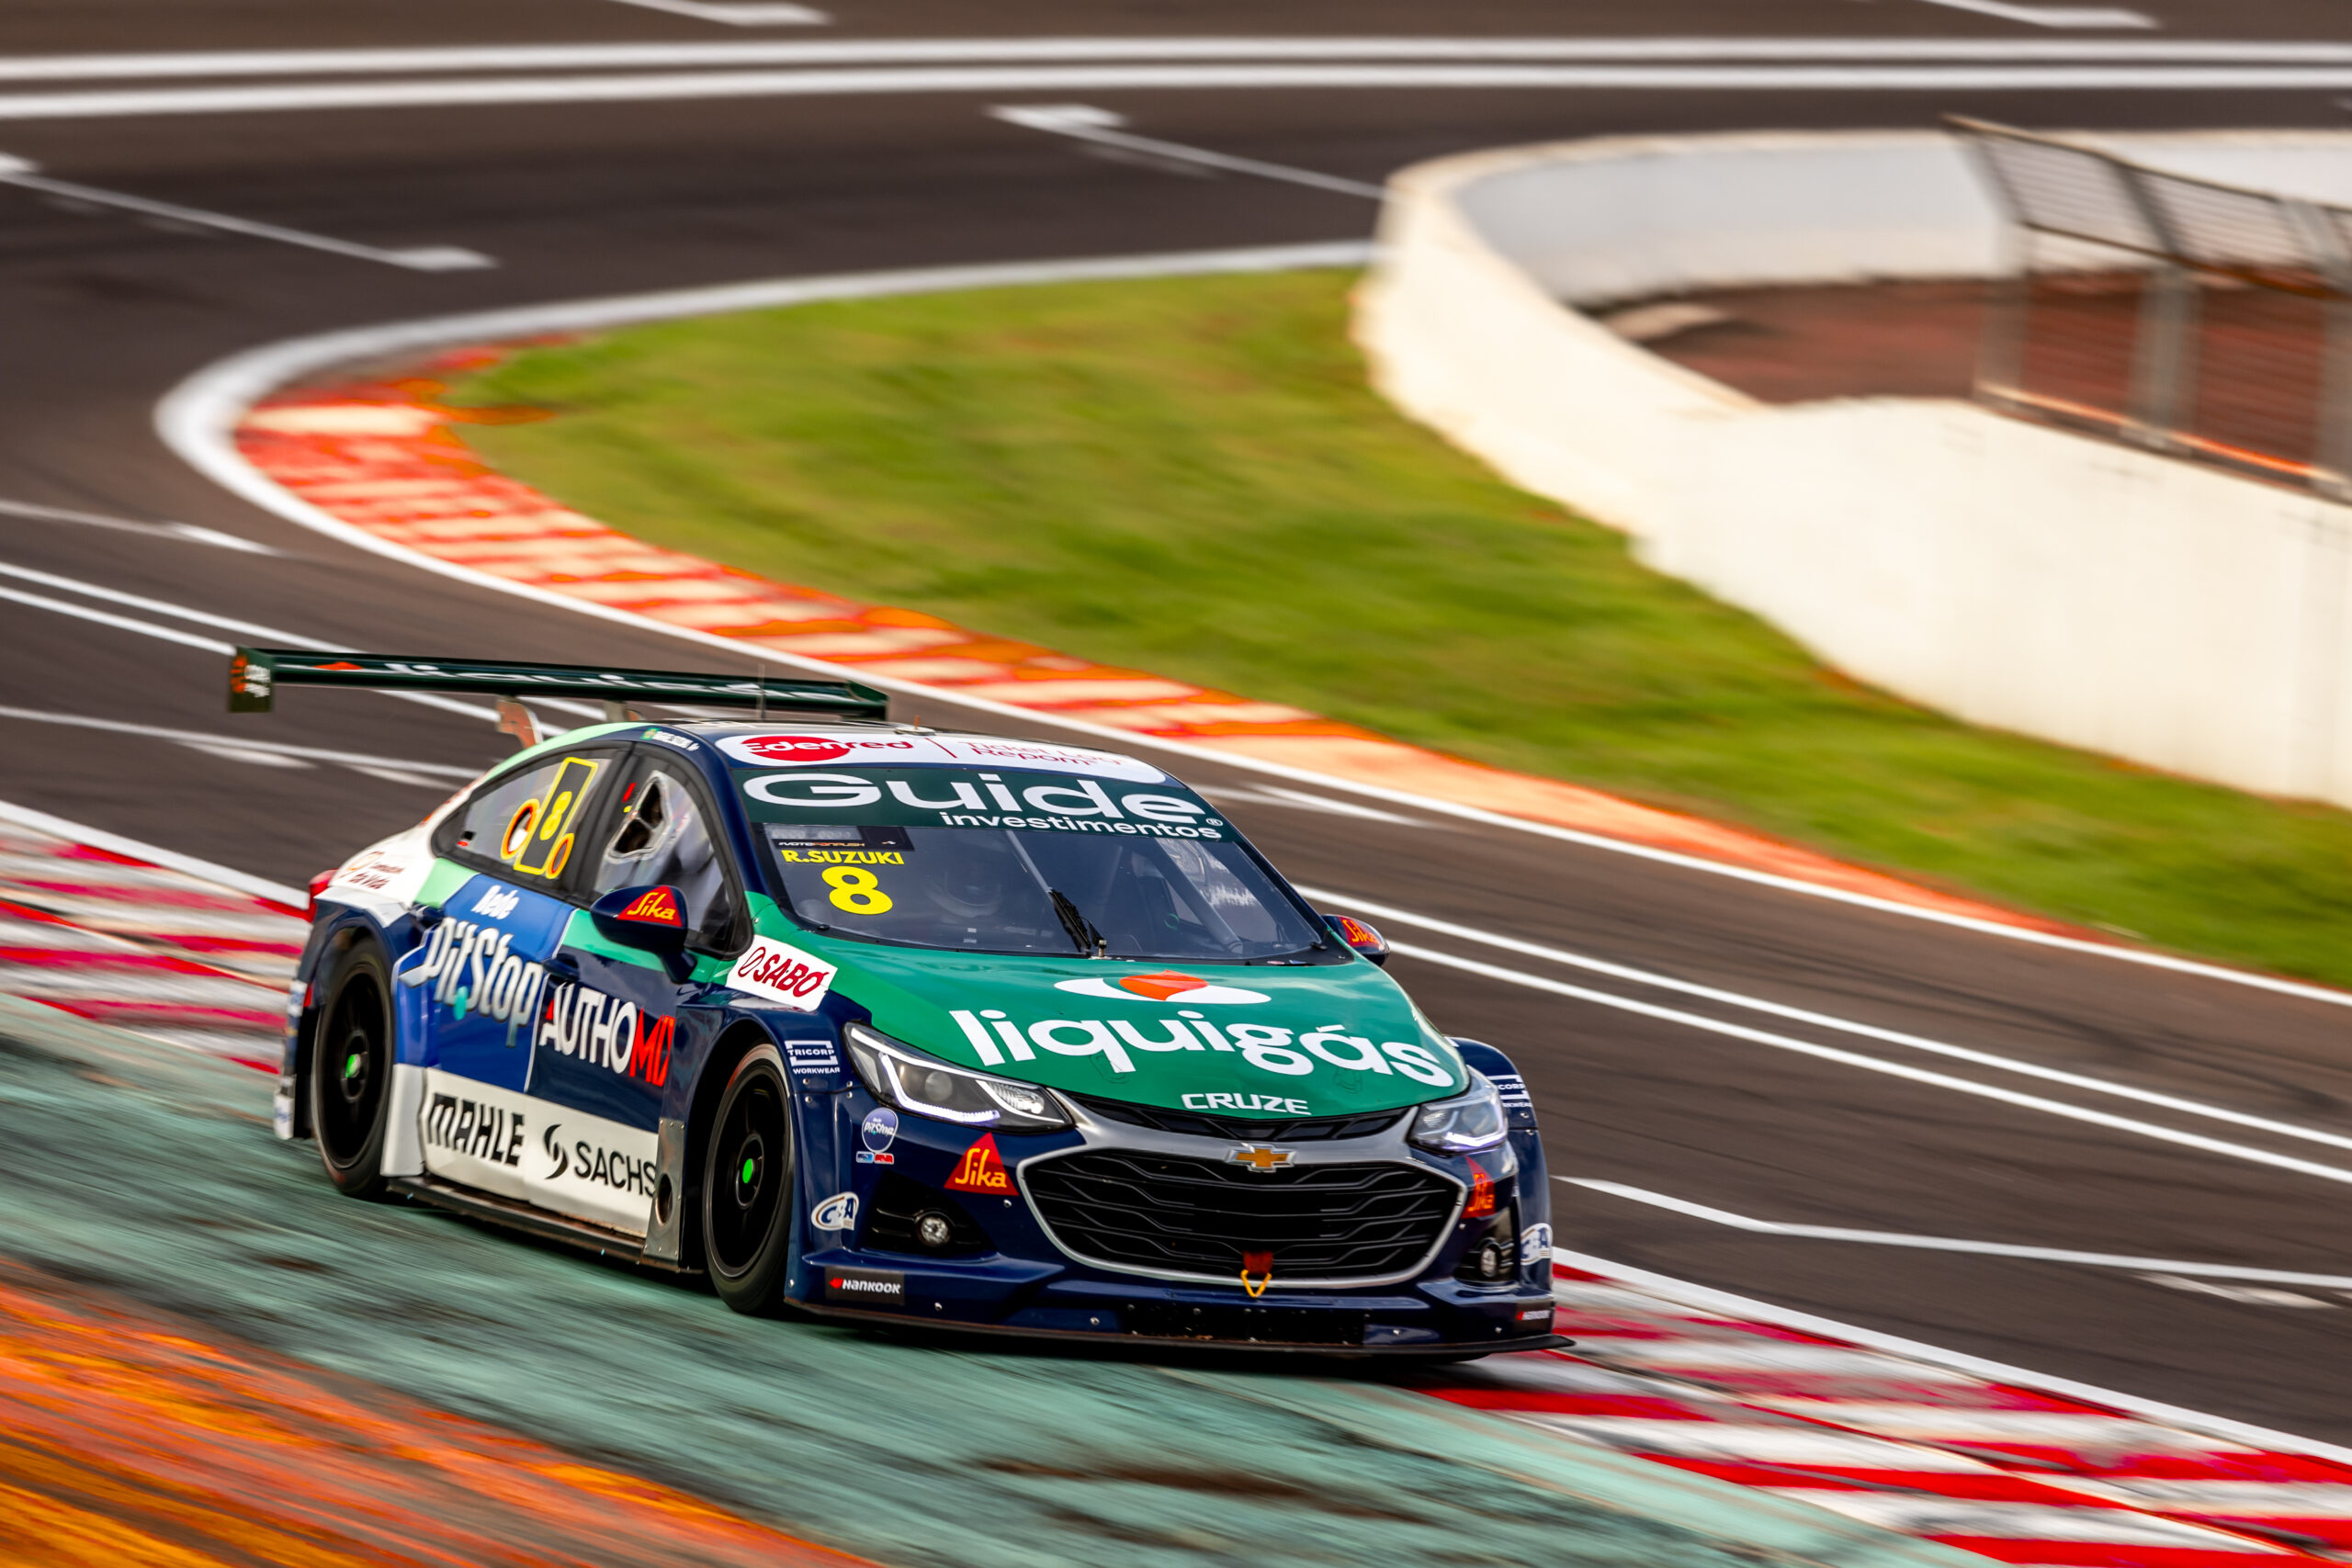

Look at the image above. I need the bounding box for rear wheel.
[311,940,394,1198]
[702,1046,796,1314]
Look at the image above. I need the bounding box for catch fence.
[1953,116,2352,498]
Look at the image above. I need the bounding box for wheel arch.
[676,1019,792,1272]
[288,912,402,1142]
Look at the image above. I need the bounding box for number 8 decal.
[823,865,893,914]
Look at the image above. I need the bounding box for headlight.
[844,1021,1072,1133]
[1408,1073,1508,1155]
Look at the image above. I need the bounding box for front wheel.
[311,939,394,1198]
[702,1046,796,1314]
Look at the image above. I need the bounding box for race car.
[252,648,1560,1355]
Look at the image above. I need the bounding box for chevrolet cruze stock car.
[250,649,1561,1355]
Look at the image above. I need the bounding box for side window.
[592,764,746,954]
[434,750,616,888]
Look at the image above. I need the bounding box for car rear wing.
[228,647,888,745]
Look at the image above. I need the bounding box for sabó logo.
[726,937,837,1010]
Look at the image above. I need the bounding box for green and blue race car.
[260,649,1560,1355]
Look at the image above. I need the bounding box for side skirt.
[387,1174,697,1275]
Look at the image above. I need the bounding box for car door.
[526,746,750,1234]
[405,743,625,1203]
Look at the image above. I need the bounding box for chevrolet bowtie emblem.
[1227,1145,1295,1172]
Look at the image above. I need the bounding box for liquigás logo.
[536,980,674,1088]
[946,1006,1459,1088]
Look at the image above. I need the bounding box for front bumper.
[787,1083,1561,1355]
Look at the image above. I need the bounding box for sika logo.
[944,1134,1012,1195]
[1053,970,1268,1005]
[617,886,682,927]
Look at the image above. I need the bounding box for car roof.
[642,720,1181,784]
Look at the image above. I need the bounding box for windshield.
[762,823,1330,962]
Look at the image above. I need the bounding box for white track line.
[0,558,503,722]
[1299,886,2352,1156]
[153,240,2352,1012]
[0,706,479,780]
[1914,0,2154,27]
[990,105,1386,198]
[0,158,490,271]
[0,496,272,554]
[0,798,305,906]
[1392,939,2352,1190]
[1567,1179,2352,1287]
[0,557,616,724]
[605,0,828,24]
[0,582,233,655]
[9,63,2352,121]
[4,39,2346,81]
[1558,1247,2352,1468]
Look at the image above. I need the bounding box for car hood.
[815,941,1468,1117]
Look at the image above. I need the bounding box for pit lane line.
[990,105,1386,199]
[0,557,607,725]
[0,496,273,555]
[0,706,475,785]
[154,240,2352,1018]
[0,156,491,273]
[15,62,2352,121]
[1565,1178,2352,1289]
[1914,0,2154,27]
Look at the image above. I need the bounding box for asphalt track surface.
[6,0,2352,1475]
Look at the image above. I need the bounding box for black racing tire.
[701,1045,796,1314]
[310,938,395,1199]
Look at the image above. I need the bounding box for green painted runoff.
[0,995,1976,1568]
[453,269,2352,988]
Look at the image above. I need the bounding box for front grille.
[1070,1093,1408,1143]
[1024,1149,1457,1280]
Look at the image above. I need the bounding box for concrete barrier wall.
[1357,130,2352,806]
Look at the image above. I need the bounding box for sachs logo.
[1053,970,1267,1005]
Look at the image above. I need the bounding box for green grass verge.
[450,269,2352,987]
